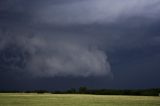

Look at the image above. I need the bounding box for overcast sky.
[0,0,160,90]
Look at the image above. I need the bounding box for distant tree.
[51,90,65,94]
[79,86,87,94]
[34,90,47,94]
[66,88,76,94]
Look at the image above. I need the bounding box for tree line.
[0,87,160,96]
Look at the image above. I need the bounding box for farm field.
[0,93,159,106]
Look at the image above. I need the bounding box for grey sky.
[0,0,160,90]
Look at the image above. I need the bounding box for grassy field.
[0,93,159,106]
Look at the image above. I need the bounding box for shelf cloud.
[0,0,160,78]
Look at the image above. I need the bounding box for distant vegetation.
[0,87,160,96]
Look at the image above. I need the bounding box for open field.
[0,93,159,106]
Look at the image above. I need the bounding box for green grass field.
[0,93,159,106]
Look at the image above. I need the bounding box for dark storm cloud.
[0,0,112,77]
[0,0,160,80]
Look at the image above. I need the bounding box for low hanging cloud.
[0,29,111,77]
[26,37,111,77]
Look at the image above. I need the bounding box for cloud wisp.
[34,0,160,25]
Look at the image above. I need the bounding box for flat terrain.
[0,93,159,106]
